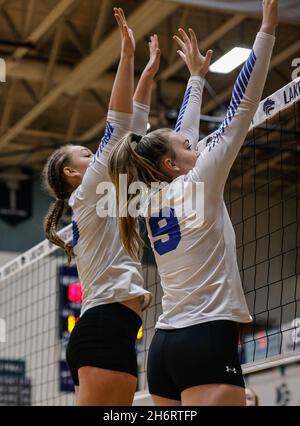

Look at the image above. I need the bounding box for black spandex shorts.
[66,302,142,386]
[147,320,244,401]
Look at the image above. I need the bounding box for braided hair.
[41,145,76,264]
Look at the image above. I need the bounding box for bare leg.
[151,394,181,406]
[77,366,137,406]
[74,385,79,405]
[181,384,246,406]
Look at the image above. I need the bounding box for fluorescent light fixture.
[210,47,251,74]
[147,122,151,131]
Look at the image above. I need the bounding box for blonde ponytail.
[108,129,173,260]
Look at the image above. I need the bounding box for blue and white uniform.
[175,75,205,149]
[144,32,275,330]
[68,102,153,316]
[66,80,208,387]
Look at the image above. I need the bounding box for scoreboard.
[59,265,82,340]
[58,265,81,392]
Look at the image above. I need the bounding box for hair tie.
[132,133,143,143]
[131,133,143,151]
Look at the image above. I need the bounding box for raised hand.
[260,0,279,35]
[173,28,213,78]
[143,34,161,78]
[114,7,135,57]
[132,35,160,108]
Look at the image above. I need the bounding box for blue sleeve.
[74,110,133,206]
[175,76,205,149]
[188,32,275,196]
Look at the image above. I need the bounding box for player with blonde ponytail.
[109,0,278,406]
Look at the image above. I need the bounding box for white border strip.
[250,76,300,129]
[242,350,300,375]
[0,225,72,281]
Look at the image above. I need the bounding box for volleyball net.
[0,77,299,405]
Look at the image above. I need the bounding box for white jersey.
[69,103,153,316]
[144,32,275,330]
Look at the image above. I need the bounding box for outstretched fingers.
[117,7,127,24]
[149,38,161,60]
[173,35,187,52]
[173,26,213,77]
[176,50,186,63]
[188,28,198,48]
[149,34,159,51]
[114,11,124,32]
[178,28,192,47]
[204,49,214,67]
[173,27,193,53]
[146,34,161,76]
[114,7,135,55]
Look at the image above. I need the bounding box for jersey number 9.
[149,208,181,255]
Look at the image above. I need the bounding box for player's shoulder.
[68,185,91,210]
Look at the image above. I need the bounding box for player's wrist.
[190,69,207,78]
[120,50,135,60]
[142,68,156,79]
[260,24,276,35]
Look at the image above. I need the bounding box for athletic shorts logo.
[263,98,275,116]
[226,365,237,374]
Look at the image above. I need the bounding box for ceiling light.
[209,47,251,74]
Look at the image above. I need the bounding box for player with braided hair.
[42,8,156,406]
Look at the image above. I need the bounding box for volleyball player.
[108,0,278,406]
[245,387,259,406]
[42,8,158,406]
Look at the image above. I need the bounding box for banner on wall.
[247,362,300,406]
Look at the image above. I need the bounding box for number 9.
[149,207,181,255]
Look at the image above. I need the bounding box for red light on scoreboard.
[68,282,82,303]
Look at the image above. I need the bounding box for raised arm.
[77,8,135,205]
[173,28,213,149]
[132,34,161,135]
[189,0,278,195]
[108,8,134,114]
